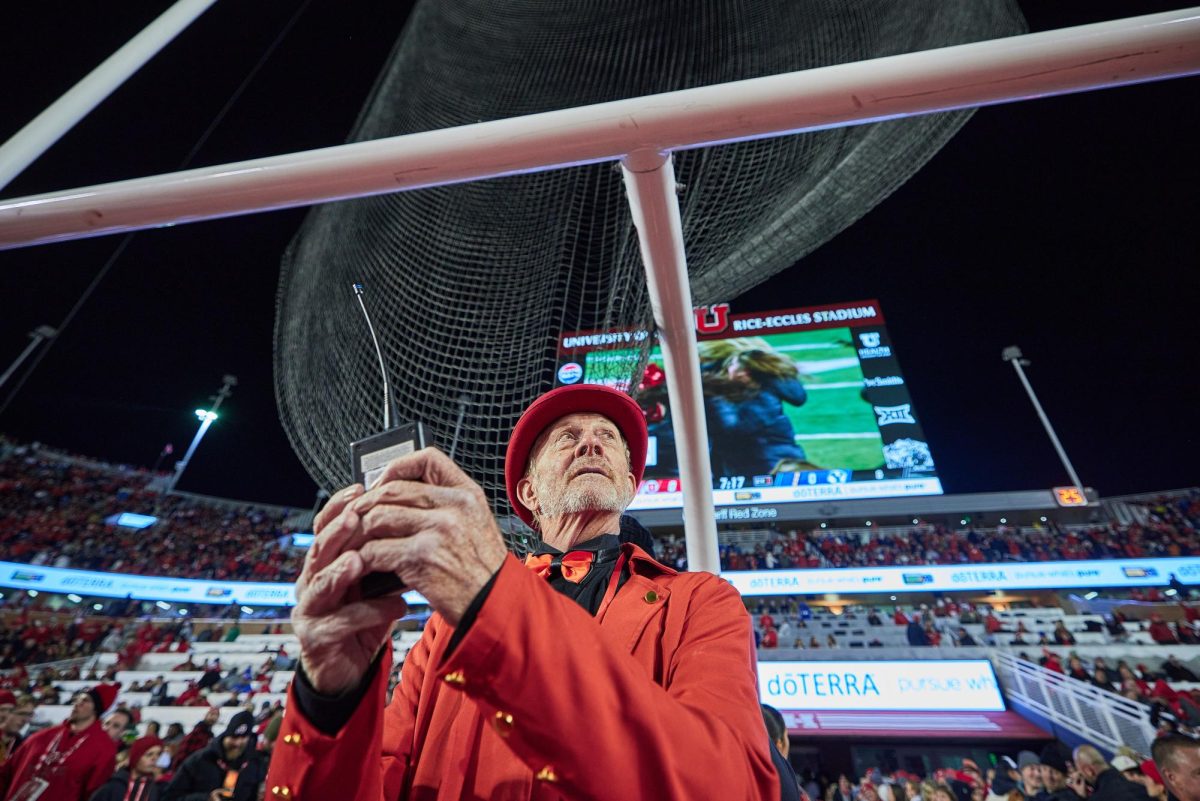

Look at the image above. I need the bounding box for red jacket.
[0,719,116,801]
[267,545,778,800]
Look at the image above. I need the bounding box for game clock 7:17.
[718,475,747,490]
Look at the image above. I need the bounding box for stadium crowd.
[0,682,281,800]
[657,491,1200,573]
[755,733,1186,801]
[3,440,1198,588]
[0,441,305,582]
[2,439,1200,799]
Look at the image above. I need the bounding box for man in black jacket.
[1074,745,1152,801]
[1163,656,1200,683]
[1038,741,1085,801]
[162,711,265,801]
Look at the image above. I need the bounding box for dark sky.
[0,1,1196,508]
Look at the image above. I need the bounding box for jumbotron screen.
[555,300,943,510]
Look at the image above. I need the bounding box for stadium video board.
[555,300,942,510]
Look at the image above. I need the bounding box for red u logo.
[694,303,730,335]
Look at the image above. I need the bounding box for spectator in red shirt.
[1149,614,1180,645]
[170,707,219,770]
[761,627,779,649]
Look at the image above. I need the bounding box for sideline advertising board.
[0,560,424,607]
[759,660,1005,712]
[726,556,1200,596]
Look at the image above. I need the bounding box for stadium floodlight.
[1002,346,1086,498]
[240,606,253,615]
[66,594,82,603]
[0,324,56,394]
[1084,591,1099,600]
[166,374,236,494]
[156,600,171,610]
[27,590,37,597]
[179,608,189,615]
[92,603,103,610]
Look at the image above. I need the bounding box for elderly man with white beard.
[264,383,778,801]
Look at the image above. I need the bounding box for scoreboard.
[556,300,943,511]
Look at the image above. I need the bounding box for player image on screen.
[559,300,942,509]
[699,339,816,478]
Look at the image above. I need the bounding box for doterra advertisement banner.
[758,660,1005,712]
[726,556,1200,596]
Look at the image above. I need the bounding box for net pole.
[621,150,719,575]
[3,6,1199,250]
[0,0,217,192]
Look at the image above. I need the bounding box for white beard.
[534,470,634,521]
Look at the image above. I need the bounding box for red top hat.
[505,384,648,528]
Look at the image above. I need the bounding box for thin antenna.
[352,283,398,430]
[448,393,471,460]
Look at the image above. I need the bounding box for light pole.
[165,374,237,494]
[0,325,56,393]
[1001,346,1085,494]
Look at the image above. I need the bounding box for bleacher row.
[754,603,1171,647]
[25,632,424,733]
[753,604,1108,642]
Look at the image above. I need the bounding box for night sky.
[1,1,1196,509]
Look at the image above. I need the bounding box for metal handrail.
[991,651,1158,756]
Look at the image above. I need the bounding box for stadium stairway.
[992,651,1158,756]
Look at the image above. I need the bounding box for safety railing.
[992,651,1157,755]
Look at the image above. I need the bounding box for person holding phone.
[265,384,777,800]
[162,712,262,801]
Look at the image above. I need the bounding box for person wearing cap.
[1133,759,1167,801]
[1019,751,1046,799]
[88,736,164,801]
[162,711,263,801]
[1112,756,1142,778]
[1074,745,1153,801]
[0,684,118,801]
[265,384,778,800]
[1037,741,1085,801]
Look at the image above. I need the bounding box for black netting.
[274,0,1025,544]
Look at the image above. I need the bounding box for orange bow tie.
[524,550,597,584]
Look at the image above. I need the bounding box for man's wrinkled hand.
[346,447,508,627]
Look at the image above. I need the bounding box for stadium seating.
[0,442,306,582]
